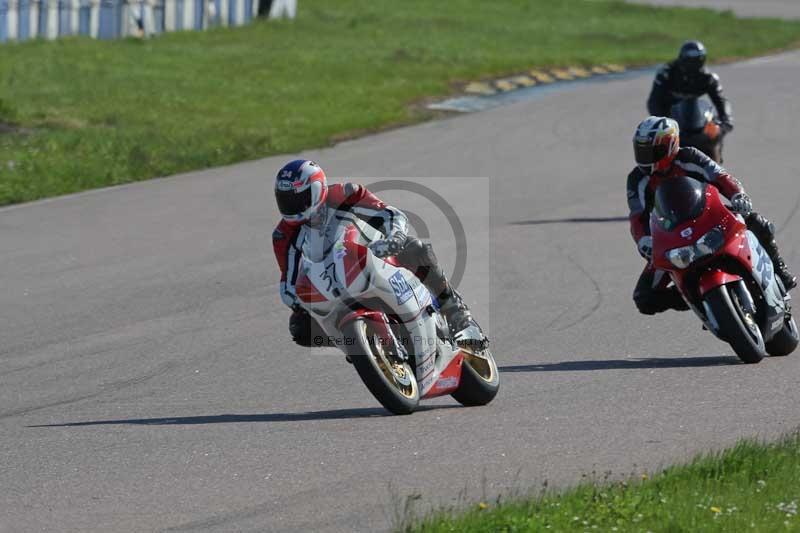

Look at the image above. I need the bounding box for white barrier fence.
[0,0,261,42]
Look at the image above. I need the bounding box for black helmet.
[677,40,706,73]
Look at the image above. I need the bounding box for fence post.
[28,0,37,37]
[268,0,293,19]
[7,0,17,40]
[45,0,57,38]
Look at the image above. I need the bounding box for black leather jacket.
[647,61,733,128]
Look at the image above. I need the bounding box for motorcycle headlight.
[665,227,725,269]
[695,227,725,256]
[667,245,697,269]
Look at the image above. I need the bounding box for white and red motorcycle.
[294,215,499,414]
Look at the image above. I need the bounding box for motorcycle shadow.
[508,216,628,226]
[499,355,738,373]
[28,404,462,428]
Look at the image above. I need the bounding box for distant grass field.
[405,433,800,532]
[2,0,800,205]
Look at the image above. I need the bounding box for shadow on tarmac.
[509,216,628,226]
[28,404,461,428]
[500,356,738,372]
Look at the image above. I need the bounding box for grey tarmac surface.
[626,0,800,18]
[2,41,800,533]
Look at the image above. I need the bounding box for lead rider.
[272,159,485,347]
[627,116,796,315]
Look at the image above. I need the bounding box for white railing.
[0,0,261,42]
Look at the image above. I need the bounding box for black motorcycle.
[670,97,724,163]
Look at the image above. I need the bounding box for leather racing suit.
[273,182,477,344]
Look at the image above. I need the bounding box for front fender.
[337,309,387,330]
[698,270,743,296]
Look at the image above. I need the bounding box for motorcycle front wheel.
[343,318,419,415]
[704,283,766,364]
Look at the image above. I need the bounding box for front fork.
[700,280,755,340]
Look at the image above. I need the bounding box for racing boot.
[663,286,690,312]
[764,240,796,290]
[438,285,487,349]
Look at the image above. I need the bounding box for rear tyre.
[343,319,419,415]
[766,316,799,357]
[451,347,500,406]
[704,284,766,364]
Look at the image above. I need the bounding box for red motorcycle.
[650,176,798,363]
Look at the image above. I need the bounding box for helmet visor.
[634,141,669,166]
[276,187,312,217]
[679,56,704,72]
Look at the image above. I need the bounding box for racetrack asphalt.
[626,0,800,18]
[2,18,800,533]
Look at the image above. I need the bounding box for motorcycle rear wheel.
[704,284,766,364]
[343,319,419,415]
[765,315,799,357]
[451,347,500,406]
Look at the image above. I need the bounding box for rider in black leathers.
[647,41,734,138]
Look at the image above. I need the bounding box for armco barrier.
[0,0,260,42]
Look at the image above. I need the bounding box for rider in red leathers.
[272,159,484,347]
[627,117,795,315]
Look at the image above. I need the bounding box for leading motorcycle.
[293,215,499,414]
[650,176,798,363]
[670,97,723,162]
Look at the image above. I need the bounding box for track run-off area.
[2,3,800,532]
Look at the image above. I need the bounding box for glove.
[720,122,734,135]
[730,192,752,216]
[368,232,407,258]
[289,308,314,347]
[637,236,653,261]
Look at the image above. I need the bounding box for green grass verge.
[404,433,800,532]
[2,1,800,205]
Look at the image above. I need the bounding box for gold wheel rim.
[461,347,496,383]
[362,323,416,399]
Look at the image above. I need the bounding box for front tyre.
[704,284,766,364]
[766,315,799,357]
[451,347,500,406]
[343,319,419,415]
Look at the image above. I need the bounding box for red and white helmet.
[633,116,680,174]
[274,159,328,224]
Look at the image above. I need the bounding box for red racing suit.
[272,183,408,309]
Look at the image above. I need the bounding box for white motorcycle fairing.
[294,215,467,398]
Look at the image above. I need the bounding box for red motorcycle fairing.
[342,225,369,286]
[698,270,743,296]
[296,272,328,303]
[337,307,464,399]
[421,351,464,399]
[651,183,752,302]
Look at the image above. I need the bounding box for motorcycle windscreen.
[670,98,713,132]
[653,176,707,231]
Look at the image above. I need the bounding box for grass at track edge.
[402,432,800,532]
[2,0,800,206]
